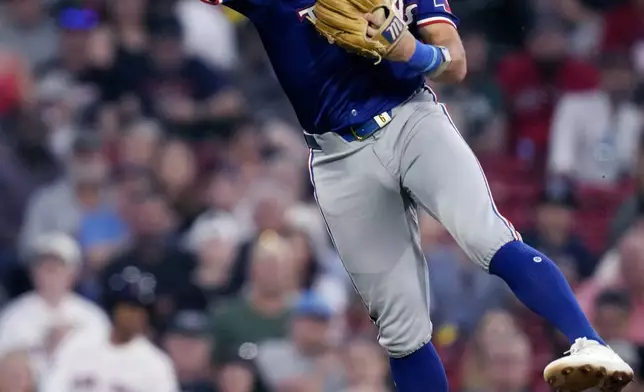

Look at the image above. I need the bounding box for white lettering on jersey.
[298,5,318,24]
[300,2,416,26]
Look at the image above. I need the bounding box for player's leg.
[308,136,448,392]
[391,93,633,391]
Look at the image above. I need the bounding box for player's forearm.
[417,24,467,83]
[402,40,464,83]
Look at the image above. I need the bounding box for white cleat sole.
[544,362,633,392]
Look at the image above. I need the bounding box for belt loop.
[303,133,322,150]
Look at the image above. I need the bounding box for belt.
[304,110,393,150]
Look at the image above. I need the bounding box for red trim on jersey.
[417,19,456,28]
[200,0,222,5]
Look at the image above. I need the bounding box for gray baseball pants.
[307,88,520,357]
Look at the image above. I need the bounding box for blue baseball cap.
[293,292,333,320]
[57,7,99,31]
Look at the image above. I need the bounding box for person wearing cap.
[255,291,343,392]
[41,264,179,392]
[0,233,109,374]
[163,310,215,392]
[521,181,597,284]
[209,233,294,372]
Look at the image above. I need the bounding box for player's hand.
[364,8,416,62]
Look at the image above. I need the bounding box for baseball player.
[41,265,179,392]
[200,0,633,390]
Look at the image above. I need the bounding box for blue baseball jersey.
[202,0,458,134]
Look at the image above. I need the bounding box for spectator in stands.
[577,225,644,344]
[339,339,392,392]
[184,214,242,301]
[461,332,533,392]
[256,292,341,392]
[217,362,255,392]
[548,54,643,186]
[19,132,110,254]
[0,0,59,70]
[227,182,292,293]
[100,187,201,332]
[36,4,105,125]
[441,31,506,153]
[209,232,294,369]
[0,350,35,392]
[0,233,109,372]
[103,16,244,137]
[0,109,60,267]
[163,310,215,392]
[602,0,644,52]
[592,290,641,368]
[522,181,597,283]
[497,20,599,163]
[116,119,164,168]
[555,0,604,59]
[156,139,202,235]
[609,135,644,246]
[42,264,178,392]
[459,310,523,392]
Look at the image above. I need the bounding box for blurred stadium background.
[0,0,643,391]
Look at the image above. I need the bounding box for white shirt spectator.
[176,0,239,70]
[548,91,643,185]
[0,292,109,358]
[42,329,178,392]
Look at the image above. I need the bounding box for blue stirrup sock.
[389,341,449,392]
[407,41,443,74]
[489,240,604,345]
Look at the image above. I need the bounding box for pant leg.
[395,96,520,270]
[309,134,432,358]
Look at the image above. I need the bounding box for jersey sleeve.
[415,0,459,30]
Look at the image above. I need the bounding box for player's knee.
[377,312,433,358]
[458,226,518,272]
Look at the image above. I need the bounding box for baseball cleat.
[543,338,634,392]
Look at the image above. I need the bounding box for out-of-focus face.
[249,237,295,296]
[253,197,286,233]
[536,204,573,242]
[529,28,568,63]
[119,127,160,168]
[112,303,149,338]
[132,196,172,237]
[594,304,631,341]
[151,37,184,71]
[112,0,147,24]
[291,317,329,354]
[218,363,254,392]
[157,141,197,195]
[163,334,210,378]
[344,340,388,387]
[208,174,240,212]
[602,67,635,101]
[31,256,74,300]
[463,33,488,73]
[59,30,91,70]
[619,232,644,294]
[483,338,532,391]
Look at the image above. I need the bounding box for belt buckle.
[350,126,368,141]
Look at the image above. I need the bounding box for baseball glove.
[314,0,407,64]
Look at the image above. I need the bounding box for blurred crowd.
[0,0,644,391]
